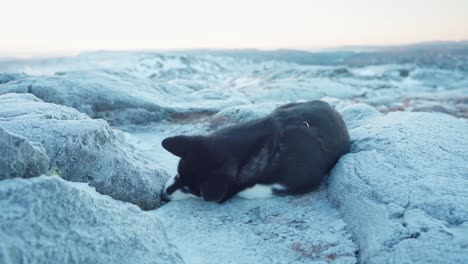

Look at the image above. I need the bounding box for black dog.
[161,101,350,203]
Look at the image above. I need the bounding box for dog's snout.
[161,174,198,201]
[160,189,170,203]
[161,195,170,203]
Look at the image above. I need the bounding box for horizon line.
[1,39,467,60]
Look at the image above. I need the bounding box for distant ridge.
[330,40,468,52]
[180,40,468,70]
[1,40,467,71]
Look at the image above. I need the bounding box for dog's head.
[161,135,235,203]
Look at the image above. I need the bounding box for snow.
[153,187,358,264]
[1,48,467,263]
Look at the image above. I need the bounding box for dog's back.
[267,101,350,194]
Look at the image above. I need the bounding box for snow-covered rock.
[0,93,169,209]
[206,103,279,130]
[0,70,170,125]
[0,176,183,264]
[0,127,50,180]
[338,103,382,130]
[154,188,358,264]
[2,51,466,125]
[212,103,279,122]
[328,109,468,263]
[0,73,28,85]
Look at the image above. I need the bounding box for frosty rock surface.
[0,176,183,264]
[0,93,169,209]
[154,189,358,264]
[0,70,169,125]
[2,51,465,124]
[328,110,468,263]
[0,127,50,180]
[0,73,28,85]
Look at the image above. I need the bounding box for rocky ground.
[0,48,467,263]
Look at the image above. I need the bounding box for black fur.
[162,101,350,203]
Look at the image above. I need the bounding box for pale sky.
[1,0,468,57]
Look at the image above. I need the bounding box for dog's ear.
[162,135,204,157]
[200,177,229,203]
[162,136,190,157]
